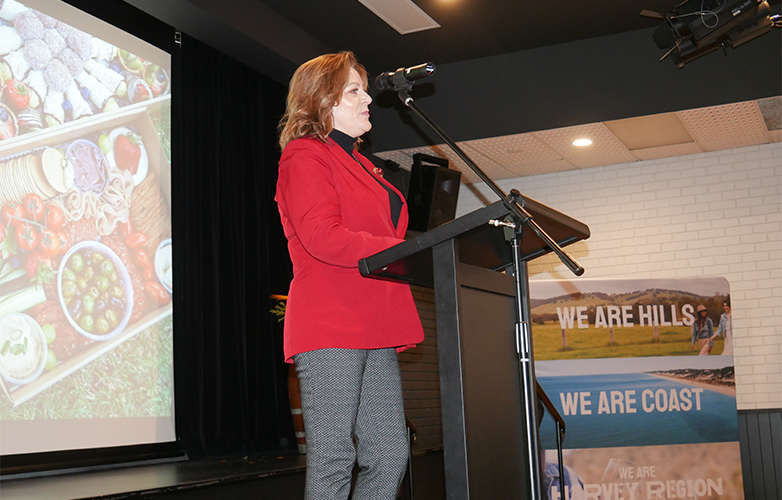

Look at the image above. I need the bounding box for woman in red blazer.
[276,51,423,499]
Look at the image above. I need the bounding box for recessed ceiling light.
[572,139,593,147]
[357,0,440,35]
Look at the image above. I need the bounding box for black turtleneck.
[329,130,402,228]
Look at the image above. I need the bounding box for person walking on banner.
[711,297,733,356]
[690,304,714,355]
[275,51,424,500]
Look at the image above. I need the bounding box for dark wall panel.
[739,409,782,500]
[368,15,782,153]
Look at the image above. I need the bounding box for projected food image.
[0,0,172,429]
[0,1,169,138]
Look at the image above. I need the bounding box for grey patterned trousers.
[293,348,408,500]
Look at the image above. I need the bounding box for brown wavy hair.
[278,51,369,150]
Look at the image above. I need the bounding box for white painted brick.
[658,206,684,217]
[456,143,781,411]
[671,214,699,225]
[740,233,769,244]
[754,363,781,375]
[712,217,740,229]
[642,233,672,245]
[741,392,771,404]
[736,197,764,209]
[725,225,753,236]
[746,149,774,161]
[717,153,746,165]
[722,189,751,201]
[751,204,780,216]
[693,157,720,168]
[760,157,782,168]
[688,256,717,268]
[700,246,728,257]
[688,239,717,250]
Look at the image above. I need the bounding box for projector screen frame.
[0,0,182,475]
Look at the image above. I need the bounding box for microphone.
[375,62,435,90]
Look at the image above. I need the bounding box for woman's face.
[724,303,731,313]
[332,67,372,138]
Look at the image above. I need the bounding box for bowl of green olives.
[57,241,134,341]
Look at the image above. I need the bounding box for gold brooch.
[373,166,384,177]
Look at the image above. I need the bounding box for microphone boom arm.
[395,88,585,276]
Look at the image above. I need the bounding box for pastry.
[66,30,91,61]
[23,67,46,95]
[85,59,123,94]
[3,48,30,80]
[23,38,52,70]
[43,58,70,92]
[43,89,63,124]
[125,74,151,103]
[0,0,27,21]
[144,64,168,96]
[57,47,84,77]
[0,25,23,56]
[55,21,74,41]
[42,29,66,57]
[33,9,58,29]
[65,80,91,120]
[90,38,114,61]
[75,70,111,108]
[13,10,44,40]
[16,106,42,134]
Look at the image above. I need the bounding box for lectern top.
[359,196,590,287]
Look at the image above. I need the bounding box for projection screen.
[0,0,174,456]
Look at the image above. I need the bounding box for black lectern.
[359,197,589,500]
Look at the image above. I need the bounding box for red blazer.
[276,136,424,362]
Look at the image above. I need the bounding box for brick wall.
[454,142,782,411]
[399,286,443,451]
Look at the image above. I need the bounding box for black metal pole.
[397,91,585,277]
[512,231,543,500]
[556,420,565,498]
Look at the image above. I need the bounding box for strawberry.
[114,132,142,175]
[25,252,54,288]
[5,79,30,111]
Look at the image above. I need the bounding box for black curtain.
[173,33,294,458]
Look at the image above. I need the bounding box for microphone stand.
[394,83,584,500]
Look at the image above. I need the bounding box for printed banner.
[531,278,741,500]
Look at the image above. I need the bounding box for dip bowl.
[0,313,47,385]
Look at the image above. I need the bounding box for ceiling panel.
[532,123,638,169]
[629,142,705,162]
[460,133,562,167]
[678,101,772,151]
[374,97,782,183]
